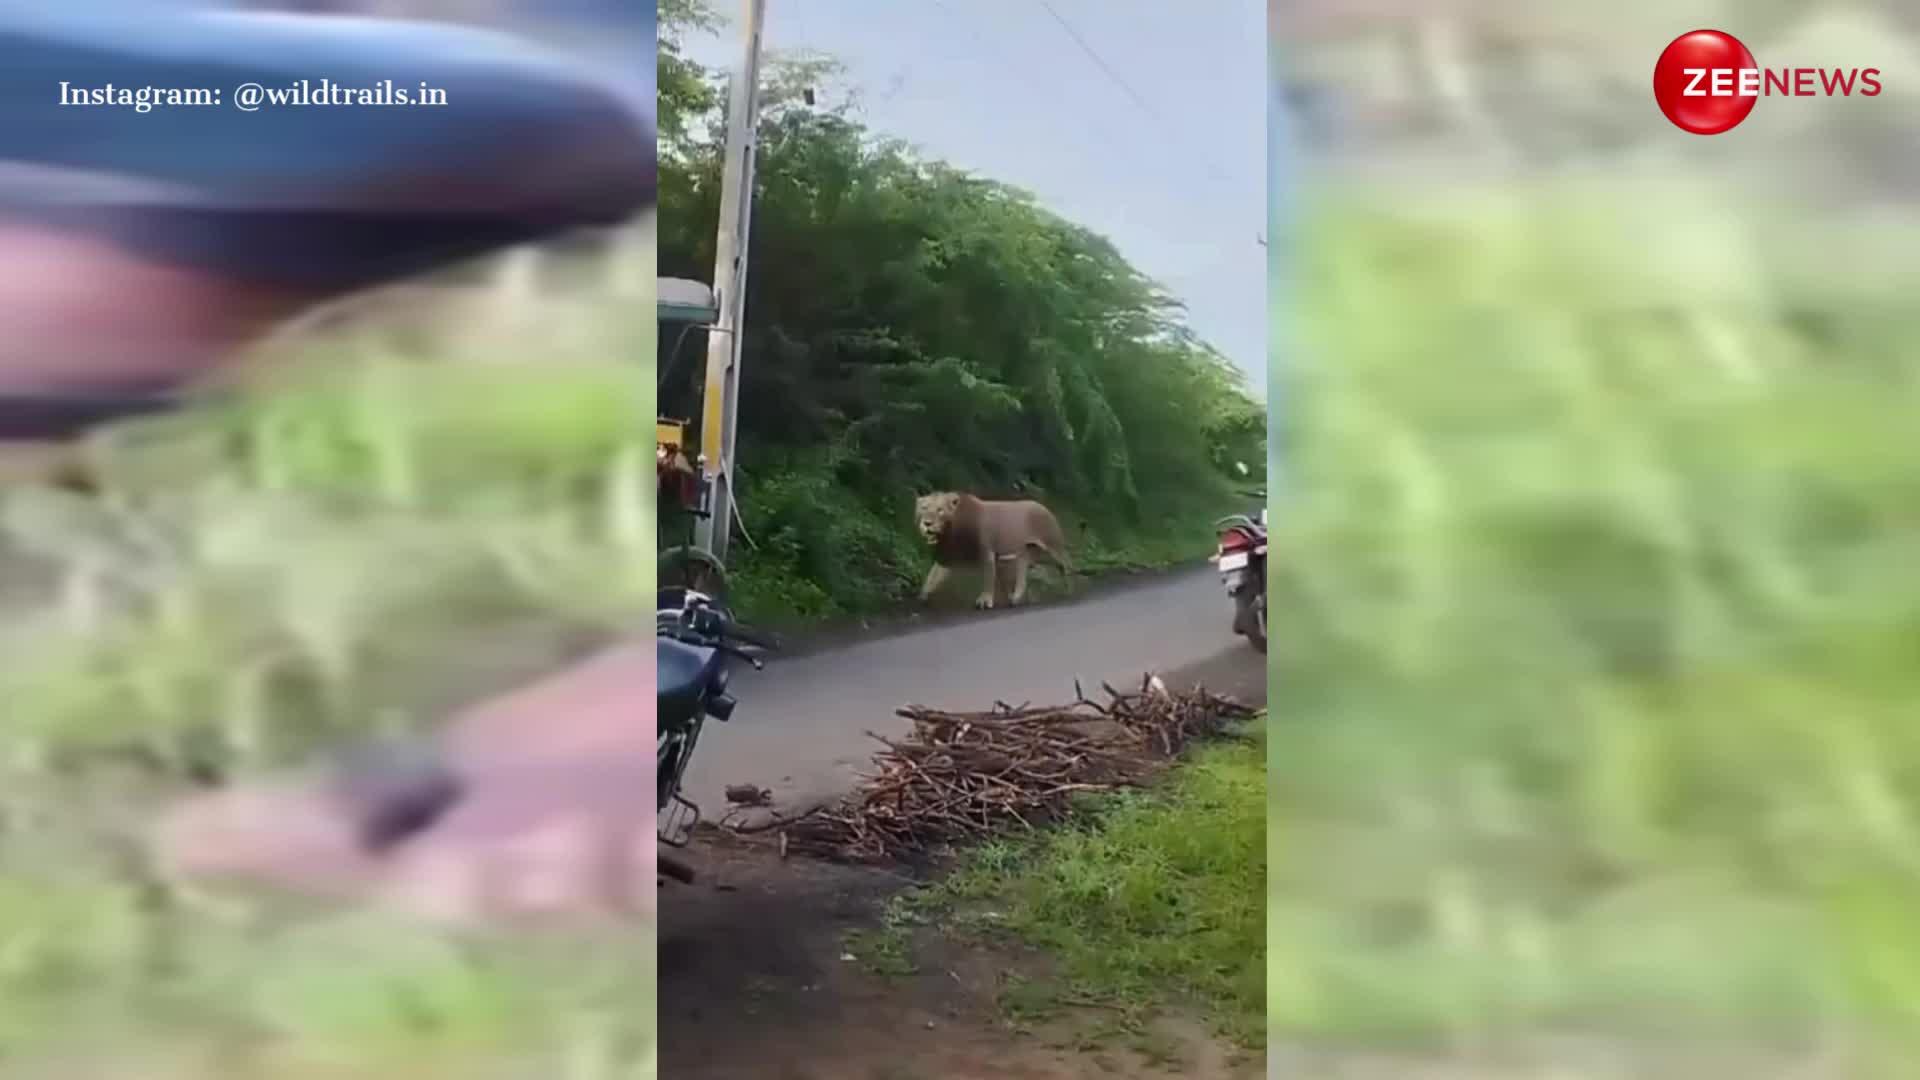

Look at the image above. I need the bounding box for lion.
[914,492,1073,609]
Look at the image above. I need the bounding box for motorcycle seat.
[657,635,725,721]
[0,4,654,294]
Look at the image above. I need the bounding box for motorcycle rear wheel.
[1240,588,1267,654]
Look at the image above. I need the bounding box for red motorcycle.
[1213,508,1268,653]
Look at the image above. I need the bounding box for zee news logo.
[1654,29,1883,135]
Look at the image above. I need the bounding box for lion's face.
[914,493,960,546]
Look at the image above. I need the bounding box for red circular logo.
[1653,29,1758,135]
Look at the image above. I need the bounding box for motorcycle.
[1213,506,1268,654]
[656,579,774,885]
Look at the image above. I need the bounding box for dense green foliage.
[658,1,1264,620]
[1270,181,1920,1072]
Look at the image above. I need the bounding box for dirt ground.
[656,649,1268,1080]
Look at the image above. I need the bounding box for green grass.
[870,723,1267,1049]
[1271,181,1920,1073]
[0,230,660,1077]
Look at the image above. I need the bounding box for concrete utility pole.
[693,0,767,564]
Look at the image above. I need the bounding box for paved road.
[678,564,1262,818]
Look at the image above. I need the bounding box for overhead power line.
[1033,0,1254,207]
[921,0,1260,228]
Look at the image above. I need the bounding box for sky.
[684,0,1268,397]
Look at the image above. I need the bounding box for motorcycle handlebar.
[659,601,781,653]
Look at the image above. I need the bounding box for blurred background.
[0,3,657,1077]
[1272,2,1920,1077]
[224,0,656,347]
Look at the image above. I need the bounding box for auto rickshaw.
[657,277,727,598]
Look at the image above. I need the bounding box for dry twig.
[724,675,1255,863]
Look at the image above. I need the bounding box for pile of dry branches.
[723,677,1257,863]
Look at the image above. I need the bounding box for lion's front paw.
[973,594,995,610]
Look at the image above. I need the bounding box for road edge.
[754,558,1219,662]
